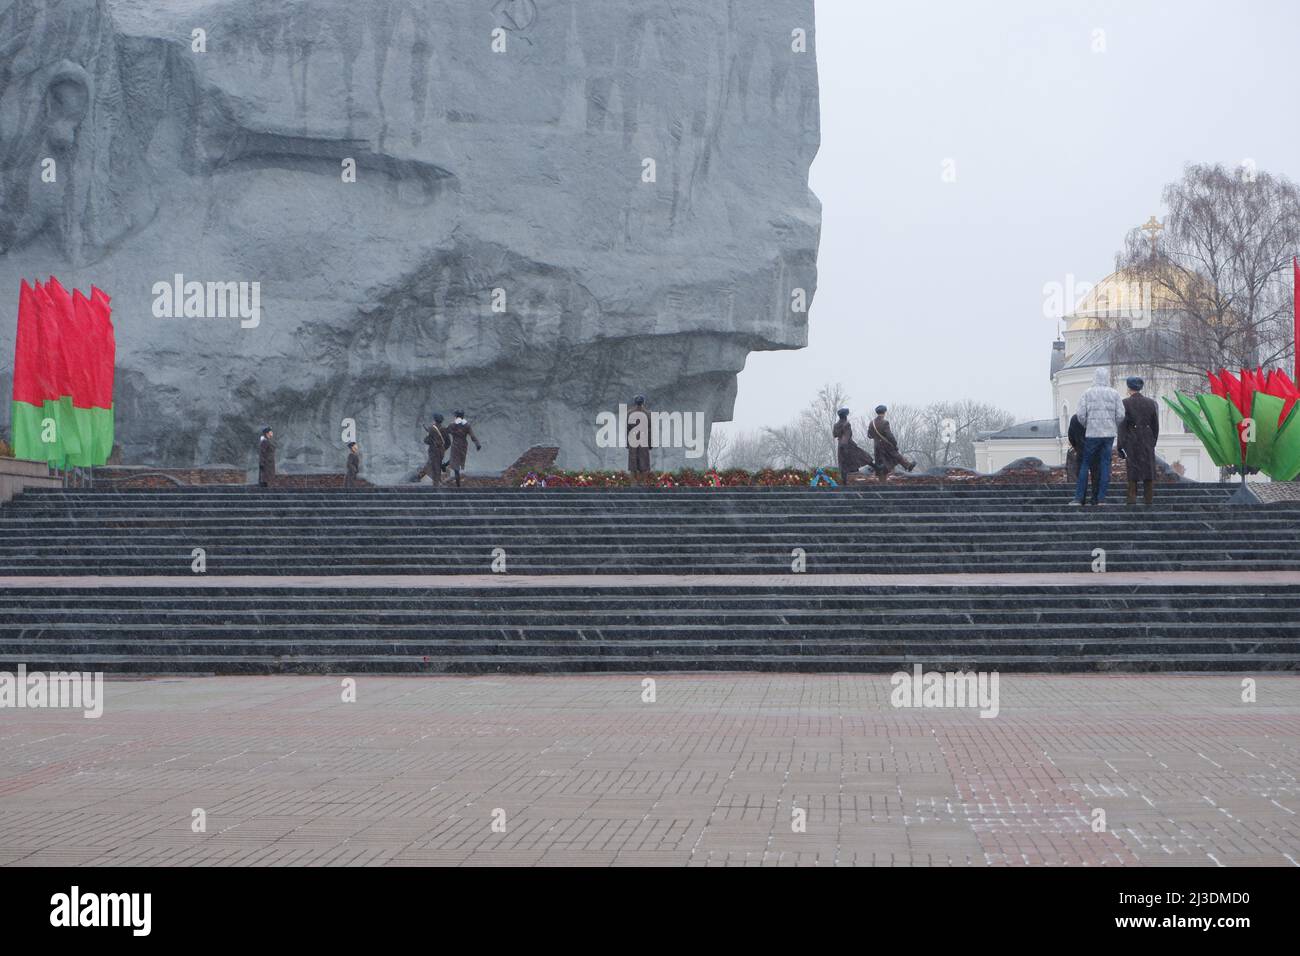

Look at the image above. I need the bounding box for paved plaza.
[1,674,1296,866]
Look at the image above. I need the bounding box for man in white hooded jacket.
[1071,367,1126,506]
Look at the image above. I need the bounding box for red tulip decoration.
[1165,366,1300,480]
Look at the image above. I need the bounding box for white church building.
[973,268,1221,481]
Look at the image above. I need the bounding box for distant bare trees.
[902,400,1018,471]
[712,384,1016,472]
[760,382,851,469]
[1109,163,1300,376]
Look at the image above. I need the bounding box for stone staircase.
[1,583,1297,674]
[1,484,1297,673]
[0,484,1294,575]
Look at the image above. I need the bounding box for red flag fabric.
[11,277,116,467]
[91,286,115,410]
[1293,257,1299,384]
[72,289,101,407]
[12,280,40,405]
[1218,368,1246,415]
[30,280,59,399]
[48,277,94,408]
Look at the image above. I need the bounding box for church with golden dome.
[973,266,1221,480]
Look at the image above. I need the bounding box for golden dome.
[1065,267,1208,332]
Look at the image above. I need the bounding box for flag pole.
[1293,256,1299,385]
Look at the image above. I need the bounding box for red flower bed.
[520,467,832,488]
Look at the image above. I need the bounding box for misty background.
[718,0,1300,439]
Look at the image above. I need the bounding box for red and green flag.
[10,278,115,467]
[1166,365,1300,480]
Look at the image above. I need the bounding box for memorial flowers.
[1164,367,1300,480]
[517,467,826,488]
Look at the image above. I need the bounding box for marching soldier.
[420,414,447,485]
[867,405,915,481]
[447,409,482,488]
[258,426,276,487]
[344,441,360,490]
[832,408,874,486]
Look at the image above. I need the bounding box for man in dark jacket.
[833,408,874,486]
[258,426,276,487]
[1066,414,1101,505]
[344,441,360,490]
[627,395,652,476]
[447,410,482,488]
[867,405,915,481]
[1118,376,1160,506]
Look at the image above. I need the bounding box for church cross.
[1140,215,1164,254]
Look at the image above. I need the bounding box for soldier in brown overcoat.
[419,414,447,485]
[344,441,360,490]
[1118,376,1160,506]
[627,395,652,476]
[258,426,276,487]
[867,405,915,481]
[832,408,874,486]
[446,410,482,488]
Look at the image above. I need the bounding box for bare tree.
[713,428,773,470]
[760,420,824,468]
[762,381,851,468]
[905,400,1017,470]
[1109,163,1300,377]
[706,426,731,470]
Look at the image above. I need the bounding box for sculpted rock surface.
[1,0,820,480]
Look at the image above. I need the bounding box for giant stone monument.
[0,0,821,480]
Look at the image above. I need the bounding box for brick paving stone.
[0,674,1297,866]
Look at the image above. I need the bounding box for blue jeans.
[1074,436,1113,503]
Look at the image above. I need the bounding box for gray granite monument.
[0,0,820,480]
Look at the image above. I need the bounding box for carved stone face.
[1,0,819,480]
[0,1,103,258]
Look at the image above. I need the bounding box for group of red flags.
[1207,366,1300,422]
[10,278,116,466]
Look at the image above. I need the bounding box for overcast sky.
[722,0,1300,434]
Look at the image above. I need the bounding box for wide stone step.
[2,532,1291,550]
[2,635,1295,656]
[5,586,1297,608]
[2,606,1296,626]
[9,512,1283,530]
[1,652,1288,674]
[2,555,1294,575]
